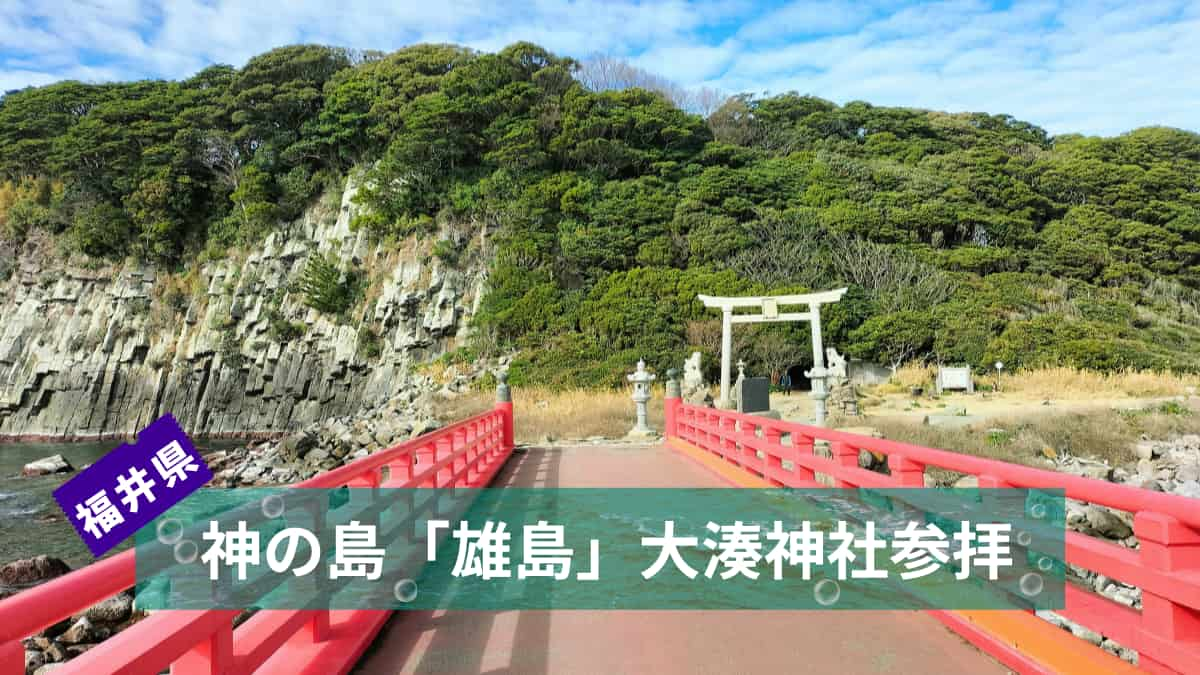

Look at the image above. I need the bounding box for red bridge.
[2,383,1199,674]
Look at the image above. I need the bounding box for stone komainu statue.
[681,351,714,406]
[826,348,859,416]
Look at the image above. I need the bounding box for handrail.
[0,392,516,675]
[665,397,1200,674]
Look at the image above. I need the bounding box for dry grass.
[869,365,1199,399]
[873,364,936,393]
[871,399,1200,477]
[436,386,666,444]
[996,367,1200,398]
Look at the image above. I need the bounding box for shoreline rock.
[1,430,286,444]
[20,455,74,477]
[0,555,71,599]
[207,376,450,486]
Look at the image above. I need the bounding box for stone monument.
[936,366,975,394]
[627,359,657,438]
[736,377,772,415]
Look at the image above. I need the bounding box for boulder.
[1056,457,1113,481]
[64,645,95,659]
[42,640,69,662]
[953,475,979,489]
[21,455,74,477]
[37,617,72,640]
[1103,584,1140,608]
[409,418,439,438]
[1136,458,1157,478]
[1065,500,1088,529]
[1123,476,1161,492]
[278,432,316,460]
[25,649,46,673]
[1173,480,1200,499]
[0,556,70,598]
[1133,441,1161,461]
[857,449,884,470]
[1082,505,1133,539]
[58,617,111,645]
[1067,622,1103,646]
[81,591,133,625]
[1175,463,1200,483]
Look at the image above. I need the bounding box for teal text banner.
[134,487,1065,611]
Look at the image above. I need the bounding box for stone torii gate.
[698,288,848,425]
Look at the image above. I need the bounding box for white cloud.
[736,0,880,40]
[0,0,1196,135]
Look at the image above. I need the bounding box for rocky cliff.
[0,174,487,439]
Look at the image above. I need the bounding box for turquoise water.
[0,439,243,569]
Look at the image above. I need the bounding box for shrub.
[269,316,306,342]
[357,326,383,359]
[297,252,362,316]
[432,238,461,264]
[219,328,244,369]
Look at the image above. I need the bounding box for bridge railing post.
[495,371,514,452]
[830,441,858,487]
[1,638,22,675]
[793,433,816,484]
[173,619,233,675]
[1135,511,1200,673]
[763,424,784,486]
[664,369,681,438]
[888,453,926,487]
[719,414,737,459]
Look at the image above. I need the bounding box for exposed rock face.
[0,173,487,439]
[20,455,74,477]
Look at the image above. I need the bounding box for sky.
[0,0,1197,136]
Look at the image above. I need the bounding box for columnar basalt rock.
[0,174,488,440]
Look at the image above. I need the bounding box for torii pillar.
[699,288,848,426]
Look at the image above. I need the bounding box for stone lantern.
[627,359,657,437]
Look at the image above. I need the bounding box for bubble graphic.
[157,518,184,545]
[1016,530,1033,547]
[394,579,418,603]
[814,579,841,607]
[1029,503,1047,520]
[1037,556,1055,572]
[174,539,199,564]
[261,494,285,519]
[1019,572,1044,597]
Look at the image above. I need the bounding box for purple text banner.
[54,414,211,557]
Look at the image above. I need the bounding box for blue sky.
[1,0,1197,136]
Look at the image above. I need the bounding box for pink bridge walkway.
[354,442,1005,674]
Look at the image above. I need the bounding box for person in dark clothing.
[779,372,792,395]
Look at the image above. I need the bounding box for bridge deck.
[353,443,1006,674]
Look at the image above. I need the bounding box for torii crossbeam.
[698,288,848,425]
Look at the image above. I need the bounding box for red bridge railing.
[665,397,1200,674]
[0,391,515,675]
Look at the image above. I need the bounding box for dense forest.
[1,42,1199,386]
